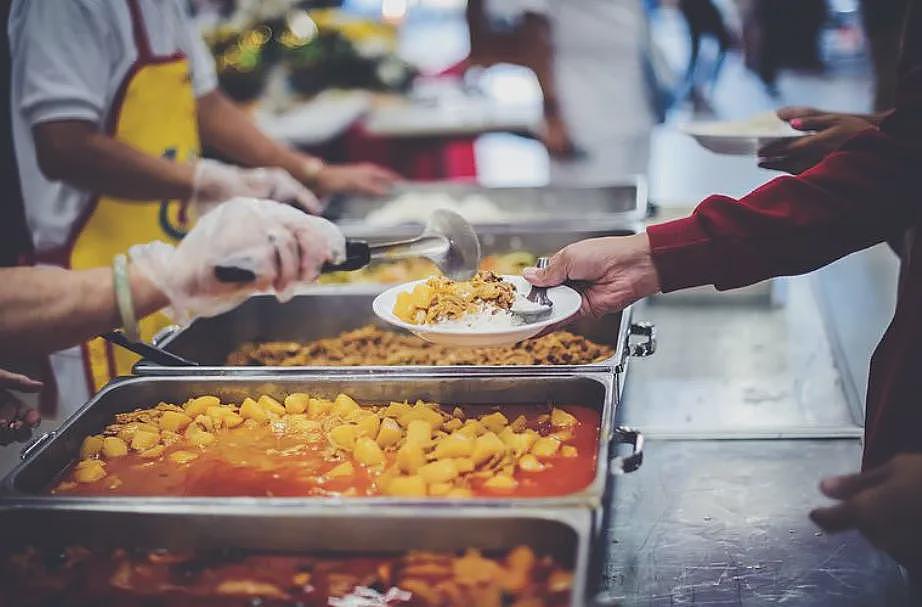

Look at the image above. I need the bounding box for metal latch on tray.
[627,322,656,357]
[20,431,55,461]
[151,324,181,347]
[610,426,644,474]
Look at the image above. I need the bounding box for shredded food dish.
[393,271,517,325]
[54,393,599,499]
[1,545,572,607]
[227,325,614,367]
[318,252,537,285]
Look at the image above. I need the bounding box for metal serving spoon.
[511,256,554,324]
[214,209,482,283]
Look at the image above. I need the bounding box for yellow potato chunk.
[471,432,506,466]
[327,461,355,478]
[454,458,475,473]
[399,403,444,428]
[419,459,459,484]
[257,395,285,416]
[393,291,416,322]
[457,420,485,438]
[159,411,193,433]
[307,398,333,419]
[74,459,106,483]
[405,420,432,446]
[446,487,473,498]
[101,436,128,458]
[187,428,216,448]
[130,430,159,452]
[411,283,434,307]
[239,398,268,423]
[442,418,463,432]
[79,435,104,458]
[381,402,411,418]
[169,450,199,464]
[354,437,386,466]
[509,415,528,432]
[551,408,578,428]
[531,436,561,458]
[480,412,509,434]
[355,413,381,439]
[518,454,545,472]
[432,433,474,459]
[561,445,579,458]
[385,475,427,497]
[376,417,403,448]
[139,445,165,459]
[286,415,320,433]
[396,442,426,474]
[222,412,244,428]
[331,394,360,418]
[428,482,453,496]
[284,393,310,414]
[503,430,538,457]
[329,424,357,450]
[194,414,214,432]
[483,475,518,491]
[184,395,220,418]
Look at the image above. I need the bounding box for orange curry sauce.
[51,404,600,498]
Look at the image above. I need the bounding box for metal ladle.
[214,209,482,283]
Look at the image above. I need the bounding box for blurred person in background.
[861,0,910,111]
[9,0,398,416]
[466,0,658,183]
[0,197,344,446]
[677,0,734,110]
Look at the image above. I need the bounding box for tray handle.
[20,431,55,462]
[627,321,656,358]
[610,426,644,474]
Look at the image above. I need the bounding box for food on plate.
[226,325,614,366]
[318,251,537,285]
[393,271,517,326]
[688,111,803,137]
[1,545,572,607]
[52,393,599,498]
[363,192,511,226]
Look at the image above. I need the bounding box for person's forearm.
[197,90,314,183]
[33,121,195,200]
[518,14,561,120]
[0,266,168,358]
[649,125,922,292]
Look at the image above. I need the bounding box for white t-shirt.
[9,0,218,255]
[485,0,655,182]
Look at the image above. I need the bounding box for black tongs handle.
[213,240,371,283]
[102,331,198,367]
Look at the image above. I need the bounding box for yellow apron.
[67,0,199,392]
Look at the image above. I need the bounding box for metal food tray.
[326,178,648,234]
[0,506,594,606]
[6,373,641,511]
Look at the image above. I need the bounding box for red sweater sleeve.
[649,116,922,292]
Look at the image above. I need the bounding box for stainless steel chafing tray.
[326,178,648,233]
[6,373,641,509]
[0,506,593,606]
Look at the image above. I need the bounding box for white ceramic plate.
[373,275,582,347]
[681,120,807,156]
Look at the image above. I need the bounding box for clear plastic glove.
[191,159,322,215]
[130,197,345,324]
[523,234,661,322]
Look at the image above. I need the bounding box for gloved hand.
[191,159,322,215]
[130,197,345,323]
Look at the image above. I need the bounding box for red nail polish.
[791,119,803,128]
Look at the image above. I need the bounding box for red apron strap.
[126,0,153,60]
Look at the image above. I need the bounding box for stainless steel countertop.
[603,274,907,605]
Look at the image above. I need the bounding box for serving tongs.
[214,208,483,283]
[102,330,198,367]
